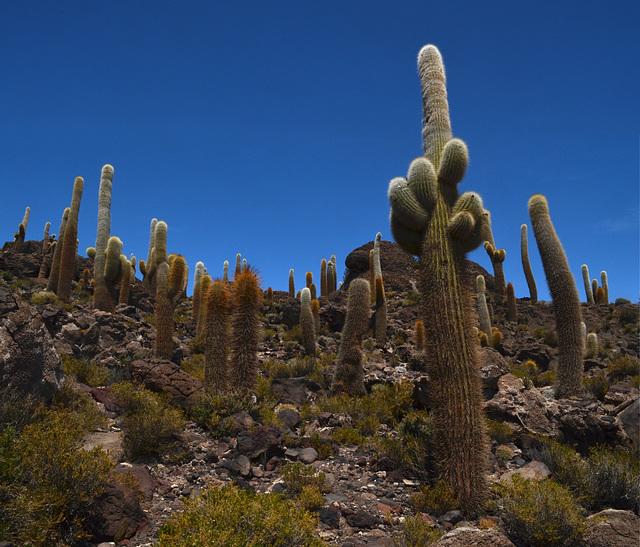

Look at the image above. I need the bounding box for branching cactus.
[46,207,70,293]
[520,224,537,302]
[155,253,186,360]
[288,269,295,298]
[93,164,115,312]
[387,45,488,514]
[204,280,231,394]
[483,213,506,302]
[331,278,370,396]
[14,206,30,253]
[57,177,84,301]
[229,267,262,393]
[581,264,594,304]
[300,287,316,356]
[528,194,583,398]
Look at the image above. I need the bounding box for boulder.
[578,509,640,547]
[87,482,148,542]
[130,358,203,408]
[434,527,515,546]
[617,397,640,451]
[0,288,63,402]
[270,377,324,406]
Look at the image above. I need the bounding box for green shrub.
[157,486,325,546]
[30,290,59,305]
[535,370,557,386]
[583,372,609,401]
[53,382,108,432]
[0,409,113,545]
[110,382,184,460]
[586,444,640,512]
[409,480,457,517]
[495,475,586,546]
[61,355,111,387]
[180,352,205,381]
[537,438,591,504]
[331,427,364,446]
[309,432,335,459]
[617,305,638,326]
[190,391,260,437]
[281,462,327,496]
[397,514,443,546]
[607,355,640,382]
[486,419,514,444]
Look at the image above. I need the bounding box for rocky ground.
[0,238,638,546]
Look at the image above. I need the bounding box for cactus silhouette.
[13,207,30,253]
[331,278,370,396]
[387,45,488,514]
[528,194,583,397]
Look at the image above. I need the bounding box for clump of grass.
[583,372,609,401]
[397,513,444,546]
[61,355,110,387]
[607,355,640,382]
[409,479,457,517]
[486,418,514,444]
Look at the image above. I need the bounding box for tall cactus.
[288,268,295,298]
[46,208,70,293]
[320,259,328,297]
[155,247,186,361]
[118,255,132,305]
[330,255,337,292]
[327,260,336,295]
[234,253,242,278]
[14,207,30,253]
[600,271,609,304]
[375,275,387,347]
[369,249,375,303]
[42,222,51,253]
[204,280,231,394]
[581,264,594,304]
[140,218,158,289]
[528,194,583,398]
[331,278,370,396]
[476,275,492,339]
[93,164,115,312]
[57,177,84,301]
[223,260,229,283]
[387,45,488,514]
[300,287,316,356]
[520,224,538,302]
[506,282,517,323]
[192,261,206,324]
[483,213,506,303]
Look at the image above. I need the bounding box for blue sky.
[1,1,638,301]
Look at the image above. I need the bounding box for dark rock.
[130,359,203,408]
[479,347,510,392]
[440,510,464,525]
[0,292,64,402]
[277,407,301,430]
[204,450,219,464]
[319,506,341,527]
[236,425,285,460]
[278,297,301,329]
[514,343,553,370]
[88,483,148,542]
[270,377,324,405]
[112,464,155,501]
[345,509,380,529]
[229,412,255,434]
[617,397,639,451]
[91,387,118,412]
[412,377,430,409]
[299,447,319,464]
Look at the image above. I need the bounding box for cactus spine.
[234,253,242,278]
[581,264,594,304]
[600,271,609,304]
[375,275,387,347]
[520,224,538,302]
[154,239,185,360]
[42,222,51,253]
[14,207,30,253]
[229,267,262,392]
[415,319,426,352]
[300,287,316,356]
[506,282,517,323]
[595,286,607,305]
[305,271,313,289]
[584,332,598,359]
[57,177,84,301]
[46,207,70,293]
[288,268,295,298]
[331,278,370,396]
[204,280,230,394]
[528,195,583,398]
[93,165,115,311]
[387,45,488,514]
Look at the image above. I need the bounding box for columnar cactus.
[57,177,84,301]
[600,271,609,304]
[483,214,506,302]
[595,286,607,305]
[330,255,337,292]
[375,275,387,347]
[310,283,317,300]
[320,259,328,297]
[300,287,316,356]
[584,332,598,359]
[305,271,313,289]
[506,282,517,323]
[14,206,30,253]
[93,165,115,312]
[476,275,492,339]
[197,274,212,338]
[528,194,583,398]
[46,207,70,293]
[415,319,427,353]
[311,298,320,331]
[592,279,599,300]
[42,222,51,253]
[520,224,538,302]
[192,261,206,324]
[373,232,382,278]
[139,218,157,288]
[223,260,229,283]
[229,267,262,392]
[288,269,295,298]
[204,280,231,394]
[234,253,242,278]
[118,255,132,305]
[369,249,375,303]
[387,45,488,514]
[331,278,370,396]
[327,260,336,295]
[155,252,186,360]
[581,264,595,304]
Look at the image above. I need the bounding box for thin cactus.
[223,260,229,282]
[234,253,242,278]
[528,194,583,398]
[42,222,51,253]
[483,213,506,302]
[57,177,84,302]
[476,275,492,340]
[520,224,537,302]
[581,264,594,304]
[327,261,336,296]
[118,255,132,305]
[192,262,206,324]
[369,249,375,303]
[506,282,517,323]
[305,271,313,289]
[46,207,70,293]
[300,287,316,356]
[93,164,115,312]
[330,255,337,292]
[288,269,295,298]
[320,258,328,297]
[375,275,387,347]
[204,280,231,394]
[600,271,609,304]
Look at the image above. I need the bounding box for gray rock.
[434,527,515,546]
[299,447,319,464]
[578,509,640,546]
[618,397,639,450]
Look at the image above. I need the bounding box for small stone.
[299,447,318,464]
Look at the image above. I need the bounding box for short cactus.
[223,260,229,283]
[483,213,506,302]
[300,287,316,356]
[584,332,598,359]
[42,222,51,253]
[118,256,132,305]
[520,224,537,302]
[600,271,609,304]
[331,278,370,396]
[581,264,594,304]
[506,282,517,323]
[13,207,30,253]
[528,194,583,397]
[305,271,313,289]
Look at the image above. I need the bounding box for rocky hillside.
[0,238,638,546]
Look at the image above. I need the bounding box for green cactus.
[581,264,594,304]
[520,224,538,303]
[42,222,51,253]
[387,45,488,514]
[204,280,231,394]
[300,287,316,356]
[600,271,609,304]
[584,332,598,359]
[234,253,242,278]
[93,164,115,312]
[155,252,186,360]
[46,207,70,293]
[483,213,506,302]
[528,194,583,398]
[192,261,206,325]
[327,260,336,296]
[57,177,84,302]
[13,206,30,253]
[288,269,295,298]
[118,255,132,305]
[331,278,370,396]
[320,258,327,297]
[506,282,517,323]
[476,275,492,339]
[229,267,262,393]
[375,275,387,347]
[223,260,229,283]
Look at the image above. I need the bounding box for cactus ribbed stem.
[57,177,84,301]
[204,281,230,394]
[581,264,594,304]
[300,287,316,356]
[47,208,70,293]
[520,224,537,302]
[320,259,327,297]
[375,275,387,347]
[93,165,115,312]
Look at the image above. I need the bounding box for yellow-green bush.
[495,475,586,546]
[0,409,113,545]
[61,355,110,387]
[409,480,457,517]
[586,444,640,512]
[398,514,444,546]
[281,462,327,496]
[157,486,325,546]
[486,418,514,444]
[110,382,184,460]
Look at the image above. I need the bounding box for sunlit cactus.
[581,264,594,304]
[13,206,30,253]
[93,164,115,312]
[57,177,84,301]
[204,280,231,394]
